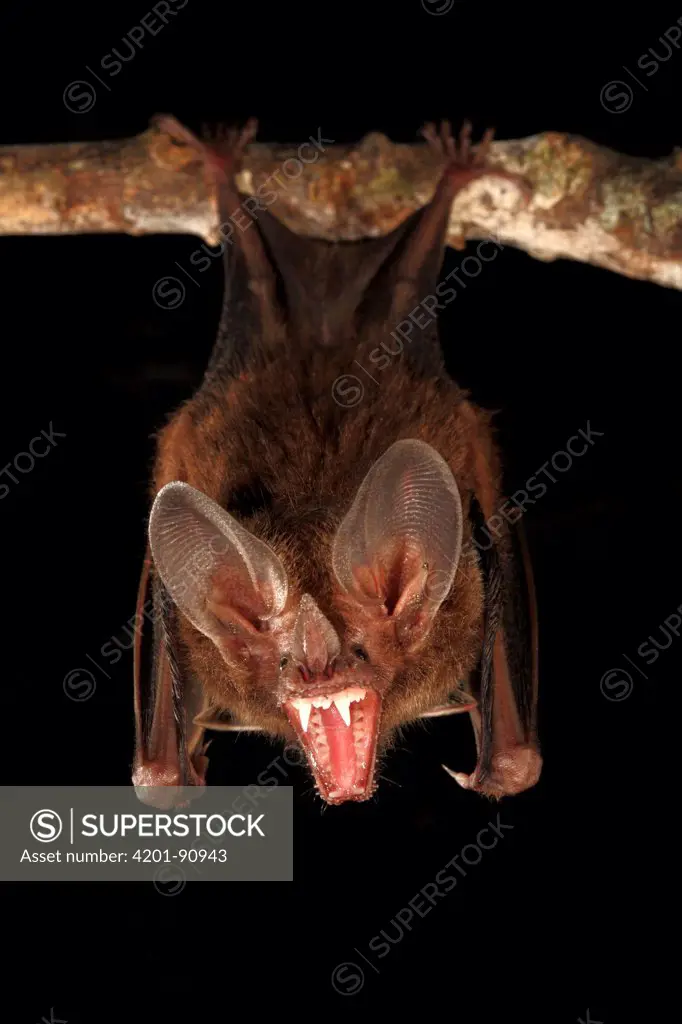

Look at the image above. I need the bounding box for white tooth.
[295,687,366,731]
[297,701,312,733]
[334,694,352,727]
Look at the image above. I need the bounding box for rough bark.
[1,116,682,290]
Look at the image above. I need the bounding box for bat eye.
[279,656,289,670]
[351,645,369,662]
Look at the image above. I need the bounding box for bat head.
[149,439,470,805]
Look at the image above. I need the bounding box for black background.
[1,2,677,1020]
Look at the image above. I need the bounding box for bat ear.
[332,438,463,648]
[148,482,288,645]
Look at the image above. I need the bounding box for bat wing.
[443,495,541,797]
[132,548,209,807]
[502,517,539,744]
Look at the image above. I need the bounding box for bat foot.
[201,118,259,159]
[443,743,542,798]
[195,118,258,181]
[155,114,257,189]
[421,119,494,168]
[420,119,529,202]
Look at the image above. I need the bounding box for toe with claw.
[421,119,529,202]
[155,113,258,183]
[422,118,495,168]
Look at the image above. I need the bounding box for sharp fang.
[290,698,313,733]
[290,686,368,732]
[297,701,312,733]
[333,694,353,727]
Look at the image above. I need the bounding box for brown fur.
[152,330,500,746]
[136,120,541,804]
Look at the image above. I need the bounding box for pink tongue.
[317,705,356,790]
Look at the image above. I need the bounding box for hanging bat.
[132,116,542,807]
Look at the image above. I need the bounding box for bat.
[132,116,542,807]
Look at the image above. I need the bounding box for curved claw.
[193,710,264,732]
[420,699,477,718]
[442,763,475,789]
[442,745,542,798]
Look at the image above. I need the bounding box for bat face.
[278,626,384,805]
[277,580,481,804]
[149,438,476,805]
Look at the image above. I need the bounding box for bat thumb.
[441,763,473,789]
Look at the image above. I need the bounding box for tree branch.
[1,116,682,290]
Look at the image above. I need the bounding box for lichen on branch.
[1,116,681,290]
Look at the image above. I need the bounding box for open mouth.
[283,687,381,804]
